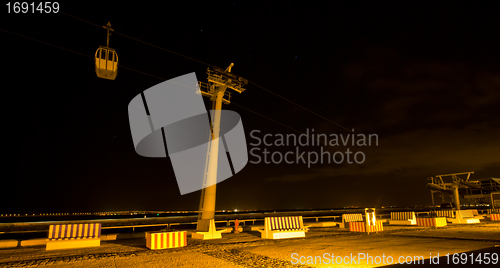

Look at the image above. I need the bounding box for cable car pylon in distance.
[95,22,118,80]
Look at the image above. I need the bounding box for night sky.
[6,1,500,214]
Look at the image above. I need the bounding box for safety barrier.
[259,216,308,239]
[487,209,500,215]
[389,212,416,225]
[349,221,383,232]
[448,210,480,224]
[416,217,447,227]
[339,214,363,228]
[46,223,101,250]
[434,210,455,218]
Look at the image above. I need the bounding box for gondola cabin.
[95,46,118,80]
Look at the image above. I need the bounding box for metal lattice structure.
[197,64,248,104]
[427,172,500,209]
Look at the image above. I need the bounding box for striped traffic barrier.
[349,221,383,232]
[46,223,101,250]
[340,213,363,228]
[487,209,500,215]
[390,211,416,220]
[260,216,308,239]
[434,210,455,218]
[146,231,187,250]
[389,211,417,225]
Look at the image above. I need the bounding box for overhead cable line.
[248,81,352,133]
[59,12,354,134]
[1,27,305,136]
[60,12,215,68]
[231,103,305,135]
[1,28,170,81]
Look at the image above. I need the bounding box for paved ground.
[0,222,499,267]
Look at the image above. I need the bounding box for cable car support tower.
[193,63,248,240]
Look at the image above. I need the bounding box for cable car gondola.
[95,22,118,80]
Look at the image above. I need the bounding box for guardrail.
[0,216,339,234]
[103,216,344,232]
[0,210,492,235]
[0,213,400,235]
[303,216,340,222]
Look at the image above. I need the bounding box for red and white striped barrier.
[349,221,383,232]
[146,231,187,250]
[340,213,363,228]
[343,213,363,222]
[466,209,486,220]
[435,210,455,218]
[491,214,500,221]
[48,223,101,241]
[416,217,447,227]
[268,216,304,231]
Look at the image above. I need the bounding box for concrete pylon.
[194,64,248,240]
[192,219,227,240]
[195,90,225,239]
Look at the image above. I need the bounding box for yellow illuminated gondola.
[95,46,118,80]
[95,22,118,80]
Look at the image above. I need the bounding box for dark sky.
[6,1,500,214]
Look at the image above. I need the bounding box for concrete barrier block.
[46,238,100,251]
[20,238,46,247]
[146,231,187,250]
[0,239,19,248]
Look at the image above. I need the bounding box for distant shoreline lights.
[248,129,378,167]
